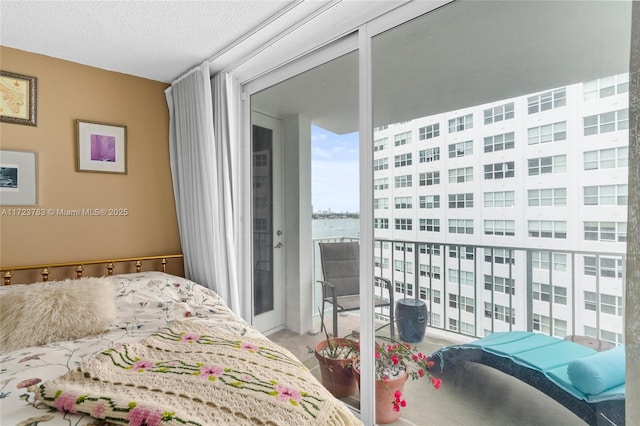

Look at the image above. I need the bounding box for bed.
[0,262,362,425]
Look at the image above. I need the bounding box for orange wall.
[0,47,181,266]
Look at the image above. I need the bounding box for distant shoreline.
[312,213,359,219]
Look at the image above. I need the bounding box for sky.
[311,125,359,213]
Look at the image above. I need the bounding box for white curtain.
[165,63,240,315]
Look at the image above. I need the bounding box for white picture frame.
[76,119,127,174]
[0,150,37,205]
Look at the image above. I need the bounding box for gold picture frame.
[0,70,37,126]
[76,120,127,174]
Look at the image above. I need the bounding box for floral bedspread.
[0,272,273,426]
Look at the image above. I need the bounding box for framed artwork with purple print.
[76,120,127,174]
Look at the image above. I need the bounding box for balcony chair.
[317,241,394,339]
[428,331,625,426]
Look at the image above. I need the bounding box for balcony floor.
[269,313,587,425]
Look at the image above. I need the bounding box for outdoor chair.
[317,241,394,338]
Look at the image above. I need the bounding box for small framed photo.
[0,70,37,126]
[76,120,127,174]
[0,150,37,205]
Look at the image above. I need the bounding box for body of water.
[312,218,360,239]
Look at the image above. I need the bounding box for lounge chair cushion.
[567,345,626,396]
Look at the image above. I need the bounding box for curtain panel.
[165,63,240,315]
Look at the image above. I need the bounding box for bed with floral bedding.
[0,272,362,426]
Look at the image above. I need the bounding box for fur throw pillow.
[0,277,116,354]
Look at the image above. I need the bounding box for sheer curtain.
[165,63,240,315]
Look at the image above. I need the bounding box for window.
[373,158,388,171]
[583,184,628,206]
[449,269,475,286]
[419,195,440,209]
[528,155,566,175]
[484,132,515,153]
[448,113,473,132]
[528,188,567,206]
[449,294,475,313]
[448,193,473,208]
[484,220,515,236]
[484,102,514,124]
[394,174,412,188]
[419,171,440,186]
[449,246,474,260]
[420,287,441,304]
[373,137,388,151]
[583,73,629,100]
[373,198,389,209]
[394,243,413,253]
[584,291,623,316]
[584,221,627,242]
[484,275,515,295]
[528,121,567,144]
[484,191,515,207]
[448,140,473,158]
[584,256,624,278]
[485,303,516,324]
[374,218,389,229]
[394,153,412,167]
[419,147,440,163]
[484,161,515,179]
[420,264,441,280]
[532,251,567,272]
[394,260,413,274]
[533,282,551,302]
[419,244,441,256]
[419,123,440,140]
[584,109,629,135]
[419,218,440,232]
[554,286,567,305]
[394,196,412,209]
[374,178,389,190]
[449,219,474,234]
[533,314,550,333]
[584,146,628,170]
[449,167,473,183]
[528,221,567,239]
[527,88,566,114]
[485,248,515,265]
[395,218,412,231]
[394,131,411,146]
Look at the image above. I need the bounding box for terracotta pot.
[353,361,409,424]
[314,338,357,398]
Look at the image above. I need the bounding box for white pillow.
[0,277,116,353]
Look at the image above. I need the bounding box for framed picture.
[0,150,37,205]
[0,70,37,126]
[76,120,127,174]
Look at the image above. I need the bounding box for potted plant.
[352,329,442,424]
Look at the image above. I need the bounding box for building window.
[533,282,551,302]
[484,161,515,179]
[484,191,515,208]
[532,251,567,272]
[420,264,441,279]
[484,102,514,124]
[374,178,389,190]
[395,218,413,231]
[528,220,567,239]
[394,243,413,253]
[394,174,412,188]
[419,123,440,140]
[584,221,627,242]
[554,286,567,305]
[394,131,412,146]
[583,184,628,206]
[394,196,412,209]
[484,275,515,295]
[448,140,473,158]
[584,146,628,170]
[449,167,474,183]
[448,113,473,133]
[448,219,474,234]
[528,188,567,206]
[419,147,440,163]
[419,171,440,186]
[419,195,440,209]
[373,158,388,171]
[419,218,440,232]
[394,260,414,274]
[449,294,475,313]
[373,137,388,152]
[419,244,441,256]
[484,220,515,236]
[533,314,550,333]
[484,248,515,265]
[584,291,623,316]
[584,109,629,135]
[486,303,516,324]
[527,88,566,114]
[448,193,473,208]
[373,198,389,209]
[449,246,474,260]
[449,269,475,286]
[484,132,515,153]
[528,121,567,144]
[394,153,412,167]
[374,218,389,229]
[528,155,566,175]
[583,73,629,100]
[584,256,623,278]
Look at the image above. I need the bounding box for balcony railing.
[313,237,626,345]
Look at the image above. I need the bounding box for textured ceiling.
[0,0,300,82]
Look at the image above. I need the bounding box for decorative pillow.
[0,277,116,354]
[567,345,626,395]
